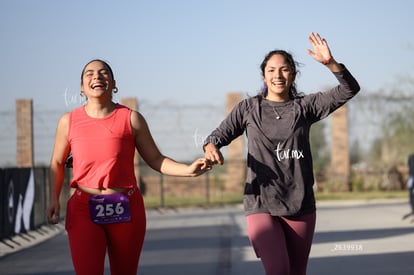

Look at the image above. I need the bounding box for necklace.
[272,106,282,120]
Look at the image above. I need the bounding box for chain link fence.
[2,89,414,197]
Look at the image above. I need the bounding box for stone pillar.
[225,92,245,193]
[16,99,34,167]
[120,97,141,188]
[330,105,351,191]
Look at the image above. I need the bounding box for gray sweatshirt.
[205,66,360,216]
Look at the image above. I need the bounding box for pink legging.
[65,188,146,275]
[246,212,316,275]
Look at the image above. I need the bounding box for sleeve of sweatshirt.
[304,65,360,121]
[204,99,248,149]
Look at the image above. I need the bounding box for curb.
[0,222,65,258]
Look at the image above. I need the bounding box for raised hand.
[306,32,334,65]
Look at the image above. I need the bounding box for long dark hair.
[259,50,303,99]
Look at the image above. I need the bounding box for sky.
[1,0,413,112]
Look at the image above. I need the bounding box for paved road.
[1,199,414,274]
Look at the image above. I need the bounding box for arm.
[131,111,210,176]
[203,100,247,165]
[304,32,360,121]
[47,113,71,224]
[307,32,360,92]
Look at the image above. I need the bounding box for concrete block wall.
[16,99,34,168]
[330,105,351,190]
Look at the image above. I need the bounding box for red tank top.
[68,104,137,189]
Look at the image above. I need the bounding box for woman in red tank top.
[46,59,211,275]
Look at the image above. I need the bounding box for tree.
[310,120,330,173]
[381,109,414,165]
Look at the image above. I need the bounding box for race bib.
[88,192,131,224]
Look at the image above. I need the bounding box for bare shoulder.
[57,112,70,129]
[53,112,71,141]
[130,110,148,131]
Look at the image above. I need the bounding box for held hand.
[204,143,224,165]
[188,158,213,176]
[306,32,334,65]
[46,202,60,224]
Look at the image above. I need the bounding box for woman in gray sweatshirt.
[203,32,360,275]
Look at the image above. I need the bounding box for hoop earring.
[112,87,118,93]
[80,91,85,97]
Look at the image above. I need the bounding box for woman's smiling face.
[263,54,295,102]
[81,60,115,99]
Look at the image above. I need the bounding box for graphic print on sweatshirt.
[274,142,305,161]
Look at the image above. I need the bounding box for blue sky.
[1,0,413,111]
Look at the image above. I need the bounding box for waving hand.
[306,32,334,65]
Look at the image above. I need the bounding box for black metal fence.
[0,167,71,241]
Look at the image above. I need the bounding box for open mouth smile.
[91,83,106,89]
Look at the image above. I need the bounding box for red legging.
[246,212,316,275]
[65,188,146,275]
